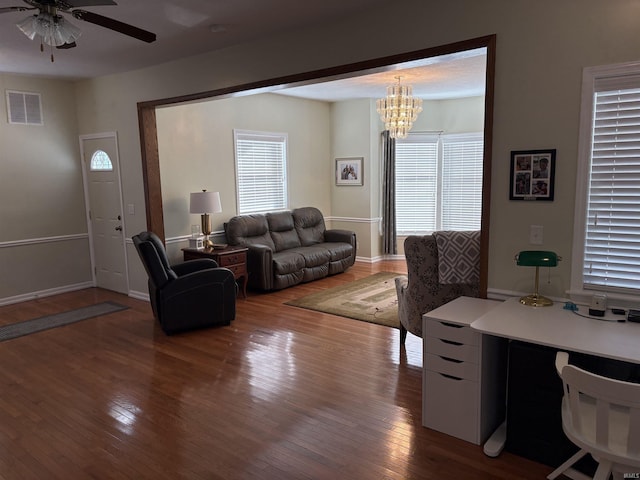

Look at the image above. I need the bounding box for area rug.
[285,272,402,328]
[0,301,129,342]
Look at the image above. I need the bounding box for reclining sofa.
[225,207,356,291]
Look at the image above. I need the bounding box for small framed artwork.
[509,149,556,201]
[335,157,363,186]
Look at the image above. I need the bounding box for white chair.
[548,351,640,480]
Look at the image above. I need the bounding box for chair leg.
[593,460,613,480]
[400,325,408,346]
[547,449,588,480]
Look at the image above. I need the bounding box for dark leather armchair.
[132,231,236,335]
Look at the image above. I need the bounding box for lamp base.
[203,236,215,248]
[519,294,553,307]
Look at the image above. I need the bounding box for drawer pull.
[440,321,464,329]
[439,373,463,381]
[440,339,463,346]
[440,355,463,364]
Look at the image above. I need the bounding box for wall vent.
[6,90,43,126]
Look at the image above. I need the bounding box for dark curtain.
[381,130,397,254]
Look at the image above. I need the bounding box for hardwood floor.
[0,260,553,479]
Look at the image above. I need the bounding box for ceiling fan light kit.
[3,0,156,62]
[17,11,81,46]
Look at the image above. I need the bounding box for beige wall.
[0,73,91,303]
[4,0,640,302]
[330,98,380,258]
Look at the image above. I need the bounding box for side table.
[182,246,248,298]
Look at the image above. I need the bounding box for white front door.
[81,133,128,294]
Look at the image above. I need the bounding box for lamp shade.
[189,191,222,214]
[516,251,559,267]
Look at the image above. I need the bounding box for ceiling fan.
[0,0,156,61]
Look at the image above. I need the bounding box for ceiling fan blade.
[64,0,117,7]
[0,6,34,14]
[71,9,156,43]
[56,41,77,49]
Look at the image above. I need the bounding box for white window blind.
[395,135,438,234]
[442,133,483,230]
[395,133,483,235]
[234,130,288,215]
[583,81,640,293]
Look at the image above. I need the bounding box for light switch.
[530,225,543,245]
[128,204,135,215]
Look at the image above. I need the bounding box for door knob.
[115,226,123,231]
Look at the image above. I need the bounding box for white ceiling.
[276,49,486,102]
[0,0,486,101]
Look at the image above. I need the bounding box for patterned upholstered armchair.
[395,233,480,346]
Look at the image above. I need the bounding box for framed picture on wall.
[509,149,556,201]
[335,157,363,186]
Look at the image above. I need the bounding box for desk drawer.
[425,336,479,363]
[423,369,480,444]
[425,318,479,345]
[218,252,246,267]
[425,353,479,381]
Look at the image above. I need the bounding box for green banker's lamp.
[515,251,561,307]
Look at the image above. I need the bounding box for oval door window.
[90,150,113,171]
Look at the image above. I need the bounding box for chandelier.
[17,9,81,61]
[376,77,423,139]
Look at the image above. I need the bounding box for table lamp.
[515,250,561,307]
[189,190,221,248]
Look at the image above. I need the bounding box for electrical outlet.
[530,225,543,245]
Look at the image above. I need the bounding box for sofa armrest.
[172,259,219,276]
[245,244,274,291]
[325,229,356,246]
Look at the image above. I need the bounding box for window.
[395,132,483,235]
[572,62,640,301]
[234,130,288,214]
[90,150,113,171]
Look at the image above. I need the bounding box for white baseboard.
[0,281,95,307]
[355,255,386,264]
[129,290,150,302]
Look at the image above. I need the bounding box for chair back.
[132,232,177,289]
[404,234,479,304]
[559,357,640,467]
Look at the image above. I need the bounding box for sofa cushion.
[292,207,326,246]
[287,246,331,268]
[317,242,353,262]
[225,214,276,251]
[272,250,305,275]
[267,211,301,252]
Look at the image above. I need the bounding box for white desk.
[471,297,640,365]
[470,296,640,472]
